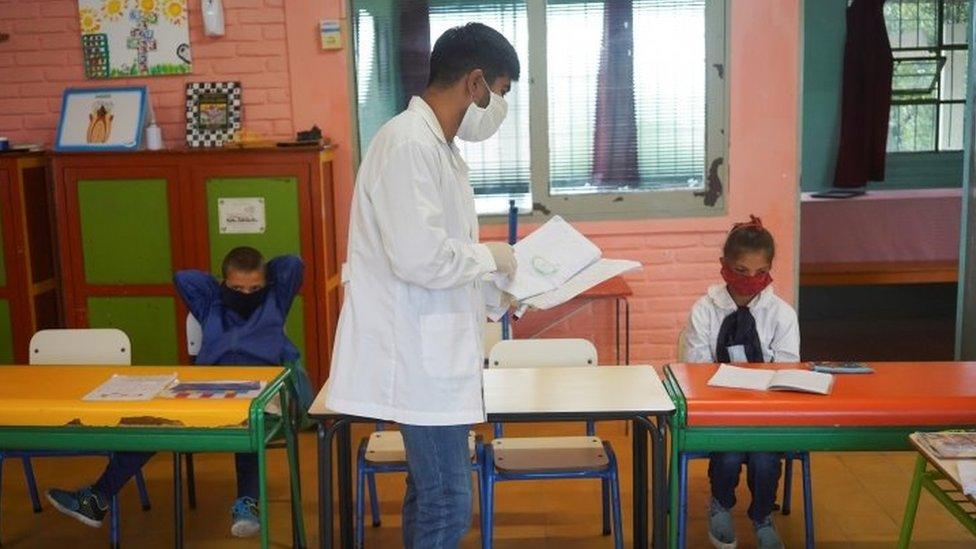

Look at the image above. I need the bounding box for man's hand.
[485,242,517,278]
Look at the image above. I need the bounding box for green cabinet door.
[0,301,12,364]
[206,177,306,360]
[78,179,177,364]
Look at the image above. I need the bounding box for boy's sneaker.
[754,515,785,549]
[46,486,108,528]
[231,496,261,538]
[708,498,737,549]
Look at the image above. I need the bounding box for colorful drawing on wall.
[185,81,242,148]
[56,87,148,151]
[78,0,192,79]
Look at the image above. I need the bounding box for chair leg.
[782,455,794,516]
[475,464,485,547]
[110,494,120,549]
[483,474,495,549]
[601,478,611,535]
[184,453,196,510]
[678,453,689,549]
[356,464,366,549]
[366,472,381,527]
[20,458,42,513]
[610,471,623,549]
[134,469,151,511]
[801,453,815,549]
[1,454,6,546]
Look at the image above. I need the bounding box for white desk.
[311,365,675,549]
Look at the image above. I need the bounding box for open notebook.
[494,215,641,311]
[707,364,834,395]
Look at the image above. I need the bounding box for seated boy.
[46,246,313,538]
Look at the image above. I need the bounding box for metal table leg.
[651,415,667,549]
[317,423,332,549]
[632,417,649,548]
[337,422,354,549]
[173,452,184,549]
[318,418,354,549]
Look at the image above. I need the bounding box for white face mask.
[457,77,508,142]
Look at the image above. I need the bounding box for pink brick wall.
[0,0,800,370]
[0,0,295,146]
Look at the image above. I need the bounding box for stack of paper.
[495,216,641,311]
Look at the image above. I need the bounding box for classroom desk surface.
[0,365,283,428]
[0,364,303,549]
[482,365,673,418]
[312,365,674,549]
[664,362,976,549]
[667,362,976,427]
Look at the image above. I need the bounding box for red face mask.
[721,264,772,298]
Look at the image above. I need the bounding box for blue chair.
[482,338,623,549]
[674,330,815,548]
[356,426,486,547]
[5,329,152,547]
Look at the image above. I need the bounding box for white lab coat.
[324,96,506,426]
[682,283,800,363]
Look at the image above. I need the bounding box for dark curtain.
[397,0,431,111]
[592,0,639,188]
[833,0,893,188]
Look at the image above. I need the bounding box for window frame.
[886,0,968,154]
[346,0,731,221]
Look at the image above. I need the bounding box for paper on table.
[496,216,602,300]
[957,461,976,496]
[160,380,265,400]
[520,259,642,310]
[707,364,775,391]
[82,373,178,402]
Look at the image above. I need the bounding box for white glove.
[484,242,517,278]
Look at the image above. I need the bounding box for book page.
[707,364,775,391]
[768,369,834,395]
[496,215,602,300]
[82,373,177,401]
[957,461,976,496]
[924,432,976,458]
[520,259,641,310]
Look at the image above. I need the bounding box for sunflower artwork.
[78,0,191,79]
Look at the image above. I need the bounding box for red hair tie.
[730,215,763,234]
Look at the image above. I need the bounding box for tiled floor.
[1,423,973,547]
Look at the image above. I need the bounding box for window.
[351,0,727,218]
[884,0,969,152]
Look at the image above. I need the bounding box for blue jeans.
[92,452,258,500]
[399,424,472,549]
[708,452,782,523]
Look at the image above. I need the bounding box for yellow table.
[0,365,305,549]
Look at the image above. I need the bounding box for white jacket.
[682,284,800,363]
[324,97,505,426]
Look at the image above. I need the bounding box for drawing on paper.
[78,0,192,79]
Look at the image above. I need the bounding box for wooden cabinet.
[0,152,61,363]
[50,147,339,387]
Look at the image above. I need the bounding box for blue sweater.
[174,255,304,367]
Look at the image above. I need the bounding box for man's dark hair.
[428,23,520,87]
[723,216,776,263]
[221,246,265,278]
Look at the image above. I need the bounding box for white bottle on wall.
[202,0,225,37]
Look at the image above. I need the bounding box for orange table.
[513,276,633,363]
[663,362,976,549]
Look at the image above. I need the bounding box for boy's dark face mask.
[220,284,268,319]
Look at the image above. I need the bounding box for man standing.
[324,23,520,548]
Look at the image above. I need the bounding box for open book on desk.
[494,215,642,311]
[707,364,834,395]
